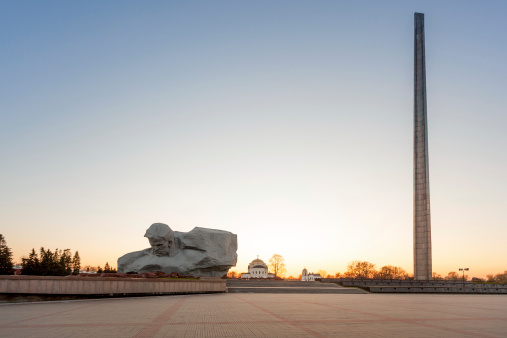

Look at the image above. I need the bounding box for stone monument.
[413,12,432,280]
[117,223,237,277]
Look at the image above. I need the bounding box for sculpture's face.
[149,237,173,256]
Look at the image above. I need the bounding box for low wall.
[320,278,507,294]
[0,276,226,296]
[367,286,507,294]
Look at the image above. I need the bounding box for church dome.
[248,258,268,269]
[302,268,308,275]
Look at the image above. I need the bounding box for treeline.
[337,261,411,280]
[485,271,507,284]
[83,262,117,273]
[22,248,81,276]
[335,262,507,283]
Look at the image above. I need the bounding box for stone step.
[226,280,344,288]
[366,286,507,294]
[227,286,367,294]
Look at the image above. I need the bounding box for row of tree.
[22,248,81,276]
[486,271,507,283]
[303,261,507,282]
[98,262,117,273]
[340,261,410,279]
[0,234,120,276]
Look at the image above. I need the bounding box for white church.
[240,257,275,279]
[301,268,322,281]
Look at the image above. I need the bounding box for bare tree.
[376,265,408,279]
[268,254,286,277]
[317,270,327,278]
[486,271,507,284]
[227,270,238,278]
[432,272,443,280]
[445,271,464,281]
[345,261,376,279]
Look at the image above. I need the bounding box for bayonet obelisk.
[413,12,432,280]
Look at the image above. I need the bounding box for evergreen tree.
[52,248,61,275]
[97,266,103,273]
[0,234,14,275]
[102,262,116,273]
[21,248,40,275]
[21,247,80,276]
[72,251,81,275]
[39,247,53,276]
[59,249,73,275]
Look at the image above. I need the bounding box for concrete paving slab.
[1,293,506,337]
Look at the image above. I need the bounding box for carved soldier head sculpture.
[144,223,174,257]
[118,223,237,276]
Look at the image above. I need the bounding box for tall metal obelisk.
[413,12,432,280]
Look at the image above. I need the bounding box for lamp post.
[459,268,469,290]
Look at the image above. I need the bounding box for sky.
[1,1,506,279]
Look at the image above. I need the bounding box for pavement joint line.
[228,287,344,289]
[301,299,495,338]
[2,316,506,330]
[0,294,190,306]
[233,294,325,338]
[133,295,188,337]
[0,302,98,326]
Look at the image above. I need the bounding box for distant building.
[240,257,275,279]
[301,268,321,281]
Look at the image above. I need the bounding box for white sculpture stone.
[117,223,237,277]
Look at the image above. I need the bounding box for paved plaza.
[1,293,506,337]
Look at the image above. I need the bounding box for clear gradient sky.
[1,1,506,278]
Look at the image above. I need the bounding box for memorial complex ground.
[1,293,506,337]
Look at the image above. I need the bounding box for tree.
[375,266,408,280]
[227,270,238,278]
[445,271,463,281]
[432,272,443,280]
[487,271,507,284]
[268,254,286,277]
[317,270,327,278]
[72,251,81,275]
[59,249,73,275]
[102,262,116,273]
[0,234,14,275]
[345,261,376,279]
[21,248,40,275]
[495,271,507,284]
[21,247,76,276]
[39,247,53,276]
[334,272,342,278]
